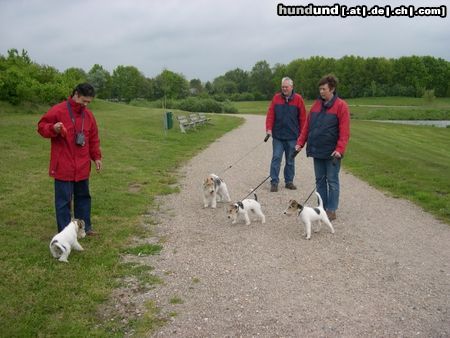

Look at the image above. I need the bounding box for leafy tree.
[110,65,146,102]
[189,78,203,95]
[212,76,238,95]
[154,69,189,100]
[249,60,274,99]
[62,67,87,84]
[87,64,111,99]
[393,56,428,97]
[421,56,449,97]
[204,81,213,94]
[271,63,288,95]
[223,68,249,93]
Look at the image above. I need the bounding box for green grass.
[233,97,450,120]
[0,100,243,336]
[122,244,163,256]
[232,100,272,114]
[169,296,184,304]
[346,96,450,107]
[345,121,450,223]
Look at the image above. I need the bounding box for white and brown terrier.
[283,192,334,239]
[49,219,86,262]
[202,173,231,208]
[227,194,266,225]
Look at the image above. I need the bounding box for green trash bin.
[164,111,173,129]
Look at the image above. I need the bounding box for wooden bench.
[198,112,212,124]
[189,113,203,127]
[176,115,195,133]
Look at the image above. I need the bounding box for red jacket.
[38,97,102,181]
[265,91,306,140]
[297,95,350,159]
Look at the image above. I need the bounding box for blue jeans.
[54,179,91,232]
[270,138,297,185]
[313,158,341,211]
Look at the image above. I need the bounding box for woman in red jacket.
[295,75,350,220]
[38,83,102,235]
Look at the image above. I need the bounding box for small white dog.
[227,194,266,225]
[203,173,231,208]
[49,219,86,262]
[283,192,334,240]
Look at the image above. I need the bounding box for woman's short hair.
[318,75,338,90]
[72,83,96,97]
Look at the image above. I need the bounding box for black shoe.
[285,182,297,190]
[270,184,278,192]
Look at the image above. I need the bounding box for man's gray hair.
[281,77,294,86]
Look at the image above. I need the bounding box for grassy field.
[346,120,450,223]
[0,100,243,336]
[233,97,450,120]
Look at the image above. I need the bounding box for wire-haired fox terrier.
[227,194,266,225]
[202,173,231,208]
[49,219,86,262]
[283,192,334,240]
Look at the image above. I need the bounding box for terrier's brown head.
[203,175,216,194]
[283,199,303,216]
[73,219,86,238]
[226,202,243,218]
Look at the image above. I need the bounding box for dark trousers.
[54,179,91,232]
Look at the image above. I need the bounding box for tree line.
[0,48,448,107]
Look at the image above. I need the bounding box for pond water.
[372,120,450,128]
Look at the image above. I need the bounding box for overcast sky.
[0,0,448,81]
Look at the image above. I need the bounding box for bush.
[174,97,224,113]
[129,97,238,114]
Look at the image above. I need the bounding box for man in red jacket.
[38,83,102,235]
[295,75,350,220]
[266,77,306,192]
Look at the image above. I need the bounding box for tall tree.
[87,64,111,99]
[223,68,249,93]
[154,69,189,100]
[110,65,146,102]
[189,78,203,95]
[249,60,274,99]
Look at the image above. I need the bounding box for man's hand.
[53,122,67,137]
[95,159,102,173]
[295,145,302,152]
[331,150,342,159]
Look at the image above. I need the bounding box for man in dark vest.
[266,77,306,192]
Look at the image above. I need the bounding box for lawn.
[345,120,450,223]
[0,100,243,336]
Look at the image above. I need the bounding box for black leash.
[239,175,271,201]
[219,134,271,176]
[301,175,326,205]
[300,155,340,205]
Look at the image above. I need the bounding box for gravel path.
[144,115,449,337]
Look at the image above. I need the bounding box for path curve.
[145,115,449,337]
